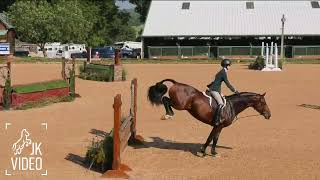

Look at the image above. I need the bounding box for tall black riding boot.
[213,104,223,126]
[162,96,174,116]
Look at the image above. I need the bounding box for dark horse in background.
[148,79,271,157]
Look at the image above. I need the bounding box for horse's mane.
[226,92,260,99]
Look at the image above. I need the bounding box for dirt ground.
[0,63,320,180]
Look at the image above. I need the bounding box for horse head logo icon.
[12,129,32,155]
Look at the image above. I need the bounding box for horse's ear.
[261,92,266,97]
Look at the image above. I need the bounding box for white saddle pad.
[202,92,227,108]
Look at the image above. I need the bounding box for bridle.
[230,97,268,123]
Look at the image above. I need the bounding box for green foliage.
[7,0,138,48]
[249,56,265,70]
[278,59,284,69]
[0,0,15,13]
[79,64,114,82]
[3,76,12,110]
[52,0,91,44]
[9,1,57,54]
[13,80,69,94]
[128,10,141,27]
[8,0,91,56]
[129,0,151,23]
[83,0,136,46]
[85,134,113,172]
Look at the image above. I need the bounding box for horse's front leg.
[211,129,222,156]
[200,127,219,157]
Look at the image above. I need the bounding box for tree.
[0,0,15,13]
[9,0,91,56]
[9,0,137,53]
[9,1,57,56]
[53,1,91,44]
[129,0,151,23]
[83,0,136,46]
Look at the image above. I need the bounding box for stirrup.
[161,114,173,120]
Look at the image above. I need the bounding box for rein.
[234,114,261,121]
[228,95,263,123]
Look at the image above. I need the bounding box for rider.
[207,59,239,126]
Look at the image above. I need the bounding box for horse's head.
[22,129,30,137]
[252,93,271,119]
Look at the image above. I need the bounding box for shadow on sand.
[65,129,233,173]
[132,136,232,157]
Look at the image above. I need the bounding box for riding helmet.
[221,59,232,68]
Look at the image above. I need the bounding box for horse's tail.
[147,79,176,106]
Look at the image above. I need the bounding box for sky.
[115,0,136,10]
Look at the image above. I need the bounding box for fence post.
[275,43,279,69]
[69,58,76,97]
[148,46,151,59]
[129,78,144,143]
[112,94,121,171]
[61,58,66,80]
[83,61,87,72]
[2,59,12,110]
[6,59,11,73]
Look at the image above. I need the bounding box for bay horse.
[147,79,271,157]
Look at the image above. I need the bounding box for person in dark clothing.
[207,59,239,126]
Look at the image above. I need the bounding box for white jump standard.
[261,42,282,72]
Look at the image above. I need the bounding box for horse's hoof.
[211,152,220,158]
[161,115,173,120]
[196,151,206,157]
[212,154,221,158]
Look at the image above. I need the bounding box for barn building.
[141,1,320,59]
[0,13,15,55]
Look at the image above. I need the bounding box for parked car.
[71,51,87,59]
[14,51,29,57]
[91,47,115,58]
[114,41,142,59]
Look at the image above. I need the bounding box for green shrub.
[79,64,114,82]
[79,65,84,73]
[249,56,265,70]
[278,59,284,69]
[85,134,113,172]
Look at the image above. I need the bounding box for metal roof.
[0,13,14,29]
[142,1,320,37]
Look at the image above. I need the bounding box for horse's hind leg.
[161,96,174,119]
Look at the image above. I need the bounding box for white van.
[36,43,86,59]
